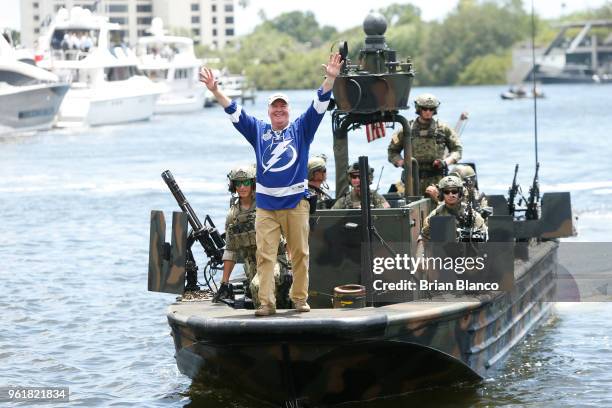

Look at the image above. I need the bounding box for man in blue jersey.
[200,53,343,316]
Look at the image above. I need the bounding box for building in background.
[20,0,235,49]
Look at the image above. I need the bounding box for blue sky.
[1,0,608,32]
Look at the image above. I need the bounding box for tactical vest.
[337,191,384,209]
[409,120,447,165]
[226,206,257,251]
[339,193,359,209]
[309,185,332,209]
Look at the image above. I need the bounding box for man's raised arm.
[199,67,231,108]
[321,53,343,94]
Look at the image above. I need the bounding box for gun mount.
[332,12,416,200]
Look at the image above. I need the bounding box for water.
[1,84,611,407]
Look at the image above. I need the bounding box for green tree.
[423,0,529,84]
[9,30,21,46]
[169,27,191,37]
[202,0,607,88]
[267,11,337,47]
[457,52,512,84]
[378,3,422,25]
[219,25,322,90]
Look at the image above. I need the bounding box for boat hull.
[167,241,558,405]
[0,82,69,133]
[537,74,601,84]
[57,89,159,127]
[154,92,205,114]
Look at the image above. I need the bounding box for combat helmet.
[414,93,440,114]
[449,164,475,180]
[437,175,463,200]
[227,164,256,192]
[308,154,327,180]
[347,161,374,184]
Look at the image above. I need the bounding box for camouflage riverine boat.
[149,13,575,406]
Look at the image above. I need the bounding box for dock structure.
[525,20,612,83]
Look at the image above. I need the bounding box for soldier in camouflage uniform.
[420,175,486,241]
[387,93,462,198]
[307,154,333,209]
[449,164,489,213]
[332,162,390,209]
[215,165,292,308]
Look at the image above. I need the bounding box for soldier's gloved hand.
[212,282,233,303]
[432,159,447,171]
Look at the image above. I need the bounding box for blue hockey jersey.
[224,87,331,210]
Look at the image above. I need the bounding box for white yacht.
[36,7,162,127]
[136,18,205,114]
[0,32,69,134]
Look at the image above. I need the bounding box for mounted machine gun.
[148,170,225,294]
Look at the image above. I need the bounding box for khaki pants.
[255,200,310,308]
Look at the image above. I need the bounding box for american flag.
[366,122,386,142]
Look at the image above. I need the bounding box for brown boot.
[294,300,310,313]
[254,304,276,316]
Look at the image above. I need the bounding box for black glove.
[212,282,234,303]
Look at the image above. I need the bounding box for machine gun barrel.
[162,170,204,231]
[525,162,540,220]
[161,170,225,265]
[465,186,475,229]
[508,163,519,217]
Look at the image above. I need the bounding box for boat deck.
[170,294,482,323]
[169,241,556,326]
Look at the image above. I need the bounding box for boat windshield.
[0,69,38,86]
[104,65,140,81]
[136,41,189,61]
[108,29,128,49]
[141,68,168,80]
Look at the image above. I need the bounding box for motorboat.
[148,13,575,406]
[0,31,69,134]
[36,7,162,127]
[500,85,545,100]
[136,18,206,114]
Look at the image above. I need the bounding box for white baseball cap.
[268,93,290,105]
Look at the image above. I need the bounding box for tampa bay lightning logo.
[262,137,297,173]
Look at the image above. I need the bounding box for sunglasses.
[443,189,460,195]
[349,174,360,179]
[420,107,435,112]
[234,179,253,187]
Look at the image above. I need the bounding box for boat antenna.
[530,0,539,167]
[375,165,383,192]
